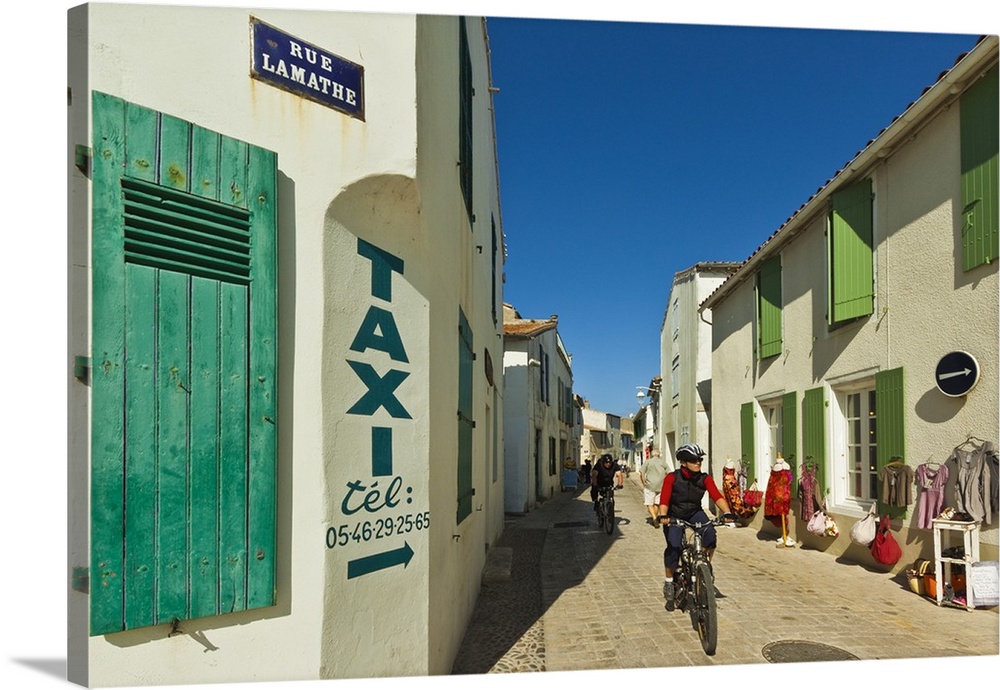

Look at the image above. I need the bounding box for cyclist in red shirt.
[657,444,735,610]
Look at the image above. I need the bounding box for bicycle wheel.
[693,561,718,655]
[596,499,605,527]
[603,497,615,534]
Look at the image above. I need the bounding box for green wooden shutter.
[829,179,874,324]
[960,65,999,271]
[875,367,906,515]
[756,256,783,359]
[457,309,475,523]
[802,387,826,496]
[740,402,756,485]
[90,93,277,635]
[782,391,798,494]
[458,17,473,225]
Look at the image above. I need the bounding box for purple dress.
[916,462,949,529]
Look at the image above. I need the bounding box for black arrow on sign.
[347,542,414,579]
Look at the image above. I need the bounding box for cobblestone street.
[452,473,999,677]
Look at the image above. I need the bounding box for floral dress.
[722,465,745,517]
[799,464,818,521]
[764,466,793,528]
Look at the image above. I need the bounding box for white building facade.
[69,6,506,685]
[703,37,999,564]
[659,263,739,471]
[502,305,577,511]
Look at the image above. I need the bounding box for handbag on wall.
[742,481,763,508]
[870,515,903,566]
[806,510,827,535]
[850,502,878,546]
[807,508,840,538]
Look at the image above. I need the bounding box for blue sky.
[486,16,982,418]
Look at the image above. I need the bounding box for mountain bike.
[595,485,616,534]
[667,516,733,655]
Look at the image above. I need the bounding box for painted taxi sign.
[935,351,980,397]
[251,17,365,120]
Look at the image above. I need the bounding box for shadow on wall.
[914,386,965,424]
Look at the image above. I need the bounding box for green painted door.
[90,92,277,635]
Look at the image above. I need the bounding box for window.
[90,93,278,635]
[782,391,798,486]
[549,437,556,476]
[756,256,782,359]
[960,65,998,271]
[844,387,878,501]
[458,17,473,225]
[829,368,905,510]
[802,387,827,498]
[538,344,549,403]
[457,309,475,522]
[740,402,756,484]
[828,178,874,325]
[763,400,783,463]
[671,355,680,401]
[491,216,498,324]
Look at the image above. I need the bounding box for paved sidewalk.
[452,472,999,673]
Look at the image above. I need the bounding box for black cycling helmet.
[600,454,613,463]
[676,444,705,462]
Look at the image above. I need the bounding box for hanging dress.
[764,465,793,528]
[799,464,818,521]
[915,462,949,529]
[722,465,745,517]
[878,464,914,508]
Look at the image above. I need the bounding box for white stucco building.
[581,405,624,467]
[659,263,739,471]
[702,36,999,565]
[502,304,578,511]
[68,5,507,685]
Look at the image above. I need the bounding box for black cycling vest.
[594,462,617,487]
[667,469,707,519]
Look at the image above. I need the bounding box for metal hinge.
[75,145,91,176]
[74,356,91,384]
[71,566,89,594]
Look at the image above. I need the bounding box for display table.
[931,518,980,612]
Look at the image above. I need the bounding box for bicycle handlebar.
[666,516,737,529]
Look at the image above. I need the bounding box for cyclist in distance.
[657,444,736,610]
[591,454,623,510]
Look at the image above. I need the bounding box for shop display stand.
[932,518,980,612]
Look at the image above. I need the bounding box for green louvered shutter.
[875,368,906,515]
[960,65,999,271]
[829,179,874,324]
[802,387,826,496]
[457,309,475,523]
[90,92,277,635]
[740,402,756,485]
[782,391,798,494]
[757,256,783,359]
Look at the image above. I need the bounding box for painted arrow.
[938,368,972,380]
[347,542,414,579]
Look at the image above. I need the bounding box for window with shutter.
[740,402,756,485]
[458,17,473,226]
[457,309,475,523]
[960,65,999,272]
[828,178,874,325]
[782,391,798,494]
[756,256,782,359]
[875,367,906,515]
[90,92,277,635]
[802,387,826,496]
